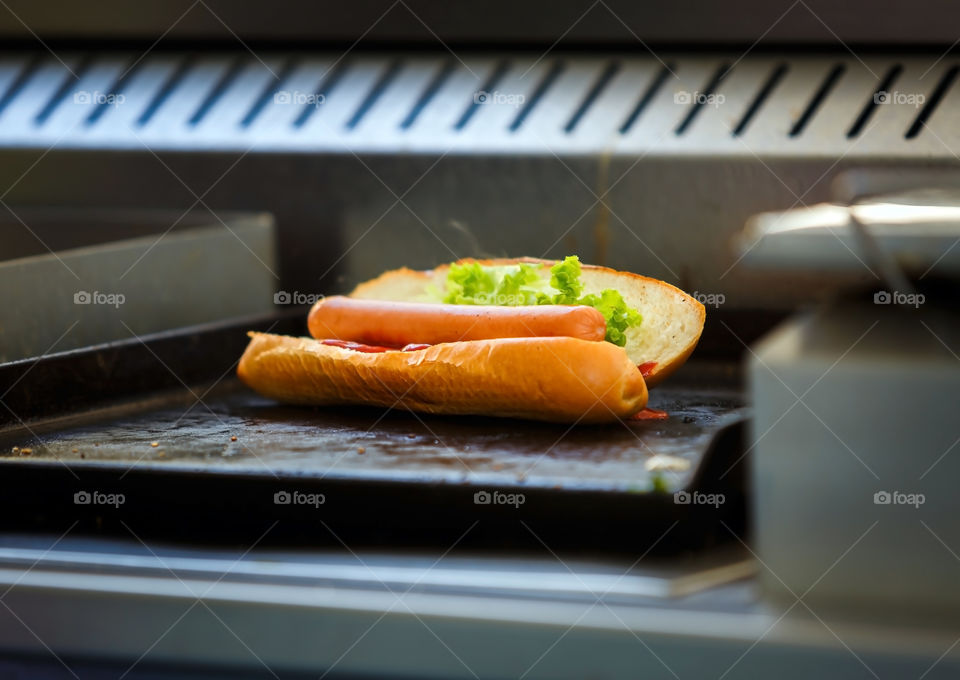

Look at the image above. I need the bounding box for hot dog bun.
[238,332,648,423]
[351,258,705,387]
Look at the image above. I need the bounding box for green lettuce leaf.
[442,262,495,304]
[578,288,642,347]
[440,256,641,346]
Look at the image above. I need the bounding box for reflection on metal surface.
[0,540,756,601]
[741,192,960,277]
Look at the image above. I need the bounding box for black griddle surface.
[0,381,745,492]
[0,316,750,553]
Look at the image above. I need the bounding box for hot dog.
[349,257,705,388]
[238,256,706,423]
[308,296,606,346]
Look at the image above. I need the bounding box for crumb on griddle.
[11,447,19,454]
[645,454,690,472]
[230,436,238,442]
[19,448,31,456]
[357,447,365,454]
[150,442,159,447]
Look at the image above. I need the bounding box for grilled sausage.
[307,296,606,346]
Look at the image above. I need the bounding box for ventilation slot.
[454,60,509,131]
[188,57,245,127]
[138,56,194,127]
[240,59,298,128]
[86,59,143,126]
[789,63,844,137]
[733,63,788,137]
[346,60,402,130]
[400,60,455,130]
[293,62,348,129]
[0,55,41,119]
[509,60,564,133]
[847,64,902,138]
[619,64,672,134]
[34,57,92,125]
[905,64,958,139]
[675,63,730,135]
[564,61,619,133]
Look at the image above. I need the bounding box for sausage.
[308,296,606,346]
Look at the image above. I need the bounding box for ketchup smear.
[630,408,669,421]
[632,362,667,419]
[321,339,431,353]
[638,361,658,378]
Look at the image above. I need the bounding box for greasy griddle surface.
[0,381,745,493]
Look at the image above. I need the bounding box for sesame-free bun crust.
[238,332,648,424]
[351,258,705,387]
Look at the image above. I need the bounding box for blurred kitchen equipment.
[744,172,960,623]
[0,209,277,361]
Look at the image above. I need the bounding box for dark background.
[0,0,957,48]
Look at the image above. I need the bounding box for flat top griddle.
[0,314,750,553]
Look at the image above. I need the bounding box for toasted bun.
[351,257,705,387]
[238,332,647,423]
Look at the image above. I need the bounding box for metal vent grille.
[0,51,957,157]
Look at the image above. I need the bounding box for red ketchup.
[632,362,666,420]
[638,361,658,378]
[321,339,431,353]
[629,408,669,421]
[321,339,393,353]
